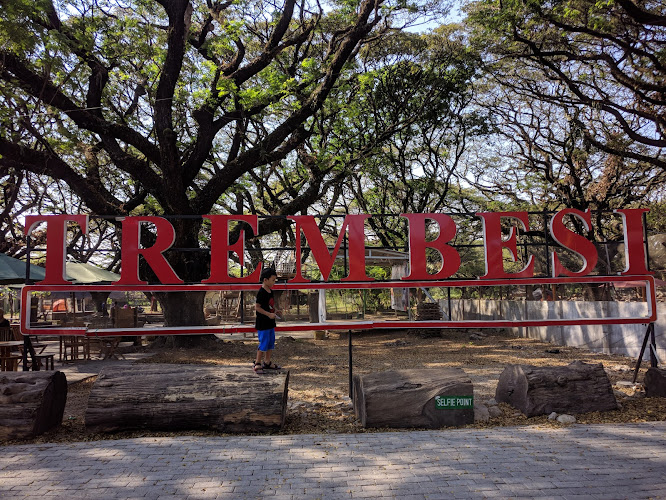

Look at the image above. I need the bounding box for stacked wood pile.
[353,368,474,428]
[85,364,289,434]
[409,301,443,338]
[495,361,618,417]
[416,301,442,320]
[0,371,67,440]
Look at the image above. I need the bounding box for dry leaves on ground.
[10,329,666,445]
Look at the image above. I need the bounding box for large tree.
[465,0,666,171]
[0,0,449,334]
[466,79,665,213]
[461,0,666,283]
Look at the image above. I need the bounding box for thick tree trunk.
[151,217,215,347]
[0,371,67,441]
[85,364,289,433]
[159,291,206,325]
[152,291,214,348]
[495,361,618,417]
[353,368,474,428]
[644,367,666,397]
[90,291,111,315]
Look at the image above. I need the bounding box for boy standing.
[254,268,283,374]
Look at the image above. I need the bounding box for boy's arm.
[255,302,275,319]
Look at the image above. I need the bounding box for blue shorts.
[257,328,275,352]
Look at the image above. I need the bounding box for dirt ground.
[9,328,666,445]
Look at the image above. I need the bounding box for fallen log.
[0,371,67,441]
[495,361,618,417]
[644,367,666,398]
[353,368,474,428]
[85,364,289,434]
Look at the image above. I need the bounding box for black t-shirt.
[0,318,9,328]
[255,287,276,330]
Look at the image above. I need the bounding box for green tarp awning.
[65,262,120,284]
[0,253,46,284]
[0,255,120,285]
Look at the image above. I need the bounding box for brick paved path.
[1,422,665,499]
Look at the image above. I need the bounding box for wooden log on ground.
[644,367,666,397]
[353,368,474,428]
[0,371,68,441]
[85,364,289,434]
[495,361,618,417]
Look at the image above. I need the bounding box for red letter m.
[288,215,372,282]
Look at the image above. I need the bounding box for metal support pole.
[25,236,32,283]
[348,329,353,399]
[22,335,29,371]
[543,211,551,277]
[643,212,651,272]
[650,323,658,368]
[240,267,244,324]
[633,323,654,383]
[343,233,348,277]
[447,287,452,321]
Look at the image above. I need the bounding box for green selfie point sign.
[435,395,474,409]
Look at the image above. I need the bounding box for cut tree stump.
[0,371,67,441]
[644,367,666,397]
[353,368,474,428]
[495,361,618,417]
[85,364,289,434]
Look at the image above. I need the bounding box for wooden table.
[0,341,24,371]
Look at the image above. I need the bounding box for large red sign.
[24,209,651,286]
[21,209,655,336]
